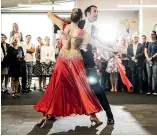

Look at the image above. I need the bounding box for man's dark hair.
[26,35,31,38]
[141,35,146,38]
[1,33,7,38]
[84,5,97,17]
[37,37,42,39]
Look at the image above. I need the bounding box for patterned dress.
[106,51,121,73]
[34,47,42,76]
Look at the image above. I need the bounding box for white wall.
[97,10,138,40]
[143,8,157,37]
[76,0,139,11]
[76,0,157,38]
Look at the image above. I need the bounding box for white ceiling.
[1,0,157,8]
[1,0,74,8]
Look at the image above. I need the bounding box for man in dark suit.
[78,5,114,124]
[127,33,145,93]
[53,5,114,124]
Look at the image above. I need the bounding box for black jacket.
[127,43,145,67]
[79,20,100,68]
[1,43,10,67]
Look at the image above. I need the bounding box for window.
[1,14,53,46]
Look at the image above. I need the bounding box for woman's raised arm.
[47,12,65,30]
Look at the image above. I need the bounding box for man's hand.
[147,57,152,62]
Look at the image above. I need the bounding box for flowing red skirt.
[34,49,102,117]
[115,58,133,92]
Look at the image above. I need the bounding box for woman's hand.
[149,61,153,65]
[117,57,122,63]
[17,54,22,59]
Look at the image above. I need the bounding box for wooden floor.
[1,91,157,135]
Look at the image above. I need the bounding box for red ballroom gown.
[34,48,102,117]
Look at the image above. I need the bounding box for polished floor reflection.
[2,104,157,135]
[2,91,157,135]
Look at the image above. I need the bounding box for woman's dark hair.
[151,30,157,40]
[71,8,83,23]
[152,30,156,35]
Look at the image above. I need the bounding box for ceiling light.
[117,5,157,8]
[17,3,59,8]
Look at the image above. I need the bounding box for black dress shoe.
[21,89,26,93]
[140,90,144,94]
[48,116,56,120]
[25,88,31,93]
[25,90,31,93]
[107,119,115,124]
[3,90,10,95]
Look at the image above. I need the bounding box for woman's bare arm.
[144,48,149,60]
[152,52,157,58]
[47,12,65,30]
[82,31,113,52]
[35,46,39,61]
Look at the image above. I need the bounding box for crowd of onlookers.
[1,22,157,98]
[94,31,157,96]
[1,23,56,98]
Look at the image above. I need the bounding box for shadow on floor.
[27,118,114,135]
[27,120,56,135]
[51,124,114,135]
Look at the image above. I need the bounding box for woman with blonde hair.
[10,23,23,42]
[8,36,24,97]
[106,43,121,92]
[34,37,45,91]
[119,36,129,91]
[40,36,55,91]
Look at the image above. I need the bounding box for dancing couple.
[34,6,115,127]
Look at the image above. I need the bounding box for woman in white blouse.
[40,36,55,91]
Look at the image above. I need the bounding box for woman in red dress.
[34,8,113,127]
